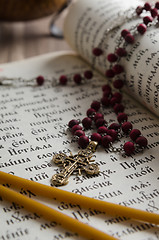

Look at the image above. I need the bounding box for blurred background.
[0,0,71,63]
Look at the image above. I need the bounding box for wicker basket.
[0,0,67,21]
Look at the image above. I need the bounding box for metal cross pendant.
[51,141,99,186]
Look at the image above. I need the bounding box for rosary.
[1,2,158,186]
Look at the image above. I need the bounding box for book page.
[64,0,159,117]
[0,52,159,239]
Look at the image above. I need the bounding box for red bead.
[151,8,158,18]
[78,136,89,149]
[91,101,101,111]
[94,113,104,122]
[144,2,151,11]
[137,24,147,35]
[93,48,103,56]
[155,2,159,9]
[136,6,143,15]
[121,29,130,38]
[97,126,108,135]
[113,79,124,89]
[36,76,45,86]
[68,119,79,128]
[102,84,111,93]
[91,133,102,143]
[143,16,153,25]
[82,117,92,129]
[101,96,110,107]
[73,74,82,84]
[74,130,85,137]
[107,53,118,62]
[113,64,124,74]
[113,92,122,102]
[106,129,117,142]
[59,75,67,85]
[124,142,135,155]
[103,90,112,98]
[72,125,82,134]
[84,70,93,79]
[116,48,127,57]
[125,34,135,44]
[102,135,113,148]
[129,129,141,141]
[109,123,120,131]
[87,108,96,118]
[121,122,132,134]
[102,85,112,97]
[105,69,115,78]
[117,113,128,123]
[136,136,148,147]
[110,97,120,106]
[95,118,106,128]
[113,103,124,114]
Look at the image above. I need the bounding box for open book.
[0,0,159,239]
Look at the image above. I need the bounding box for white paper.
[0,52,159,239]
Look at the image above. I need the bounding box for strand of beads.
[94,2,159,90]
[38,2,156,155]
[0,71,94,88]
[68,82,148,155]
[67,2,159,155]
[59,70,93,85]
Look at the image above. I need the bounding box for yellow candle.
[0,171,159,225]
[0,184,117,240]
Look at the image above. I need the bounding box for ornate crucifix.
[51,141,100,186]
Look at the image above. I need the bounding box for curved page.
[64,0,159,117]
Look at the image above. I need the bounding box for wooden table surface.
[0,14,71,64]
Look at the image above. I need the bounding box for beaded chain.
[65,2,159,155]
[1,2,158,156]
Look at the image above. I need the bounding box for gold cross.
[51,141,99,186]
